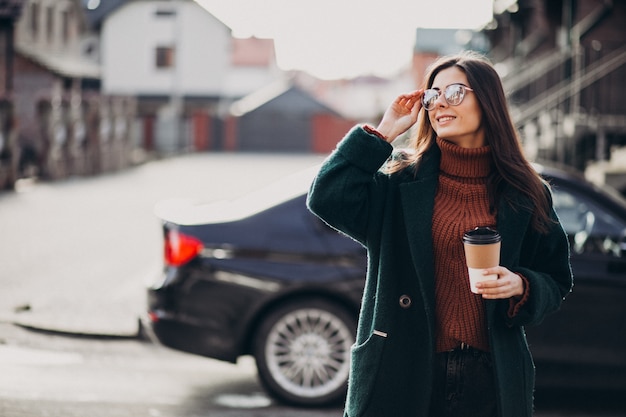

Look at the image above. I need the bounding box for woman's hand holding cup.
[474,267,526,299]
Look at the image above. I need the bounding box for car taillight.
[148,311,160,323]
[164,230,203,266]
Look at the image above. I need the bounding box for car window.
[552,185,626,257]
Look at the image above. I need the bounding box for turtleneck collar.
[437,136,492,179]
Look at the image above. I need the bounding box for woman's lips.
[437,115,456,124]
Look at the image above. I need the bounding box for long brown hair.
[388,51,553,233]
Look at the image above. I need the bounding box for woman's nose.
[434,93,448,108]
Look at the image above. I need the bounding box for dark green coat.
[307,126,573,417]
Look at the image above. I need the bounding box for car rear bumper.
[144,309,239,363]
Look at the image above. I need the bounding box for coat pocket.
[344,330,387,417]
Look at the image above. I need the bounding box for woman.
[307,51,573,417]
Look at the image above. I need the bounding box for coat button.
[399,295,412,308]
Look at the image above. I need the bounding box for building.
[92,0,229,153]
[2,0,390,187]
[412,28,490,89]
[226,79,354,153]
[225,36,281,99]
[3,0,137,183]
[0,0,24,189]
[91,0,289,154]
[485,0,626,191]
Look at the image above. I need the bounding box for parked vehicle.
[145,163,626,406]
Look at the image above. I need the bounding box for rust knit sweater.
[432,137,496,353]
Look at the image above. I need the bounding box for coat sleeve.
[505,204,574,327]
[306,125,393,246]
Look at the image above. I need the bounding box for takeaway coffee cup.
[462,227,502,294]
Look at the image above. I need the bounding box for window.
[552,185,626,257]
[155,46,175,69]
[61,10,71,43]
[46,6,53,41]
[30,2,39,39]
[155,9,176,17]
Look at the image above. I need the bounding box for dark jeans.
[429,347,498,417]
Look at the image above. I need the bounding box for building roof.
[230,79,341,117]
[82,0,233,32]
[230,79,292,116]
[16,43,100,78]
[81,0,127,28]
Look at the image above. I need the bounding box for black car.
[145,163,626,406]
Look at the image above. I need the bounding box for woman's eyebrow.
[431,82,469,89]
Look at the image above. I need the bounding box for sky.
[196,0,495,80]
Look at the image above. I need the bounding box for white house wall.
[101,0,231,97]
[223,67,279,99]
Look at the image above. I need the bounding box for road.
[0,322,342,417]
[1,321,624,417]
[0,152,624,416]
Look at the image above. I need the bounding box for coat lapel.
[496,190,532,267]
[485,189,533,318]
[399,148,440,302]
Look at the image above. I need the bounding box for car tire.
[253,298,356,406]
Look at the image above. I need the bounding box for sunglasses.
[422,84,474,111]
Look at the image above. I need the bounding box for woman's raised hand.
[376,90,423,142]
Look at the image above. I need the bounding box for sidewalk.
[0,264,158,339]
[0,282,146,338]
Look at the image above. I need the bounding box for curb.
[0,313,144,340]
